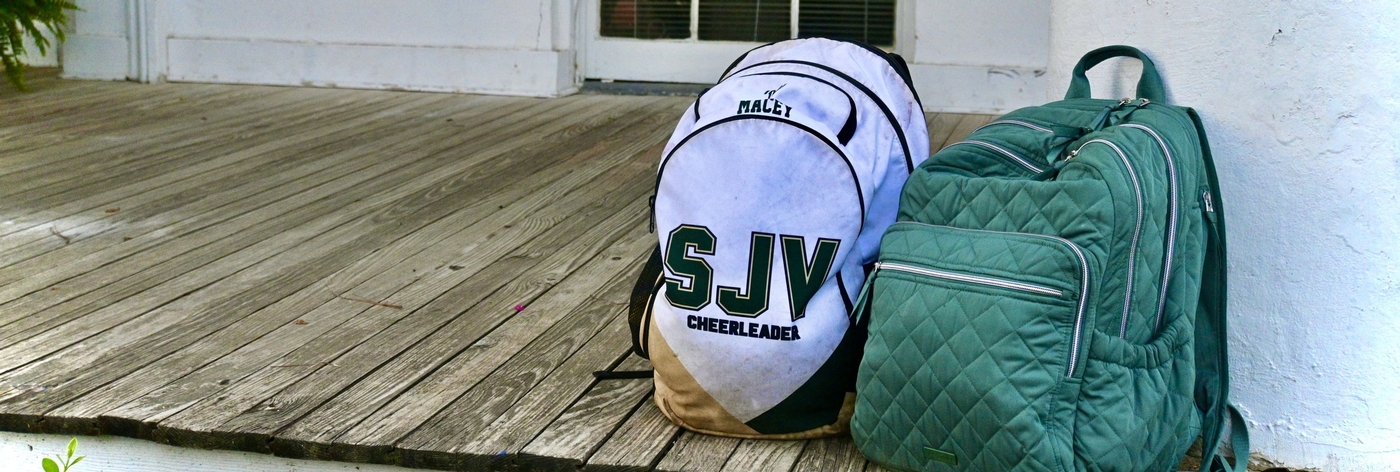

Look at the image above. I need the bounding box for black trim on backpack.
[718,37,921,107]
[693,87,710,121]
[728,60,915,173]
[735,71,859,145]
[627,246,665,359]
[835,271,854,315]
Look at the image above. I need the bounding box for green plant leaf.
[66,438,76,459]
[41,457,59,472]
[70,456,84,468]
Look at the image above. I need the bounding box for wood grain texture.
[792,437,869,472]
[584,396,684,472]
[518,355,654,470]
[653,432,742,472]
[720,439,806,472]
[0,78,991,471]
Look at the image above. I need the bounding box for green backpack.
[850,46,1248,471]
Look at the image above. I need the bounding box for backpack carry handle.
[1064,45,1167,103]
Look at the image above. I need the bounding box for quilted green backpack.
[850,46,1248,471]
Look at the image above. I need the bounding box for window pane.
[798,0,895,46]
[601,0,691,39]
[698,0,792,42]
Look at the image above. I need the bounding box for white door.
[580,0,895,84]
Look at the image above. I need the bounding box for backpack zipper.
[1072,139,1145,339]
[894,223,1091,378]
[873,262,1064,297]
[946,140,1047,173]
[974,119,1053,134]
[1118,124,1181,332]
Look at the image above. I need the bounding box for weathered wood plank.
[272,209,651,463]
[131,102,669,446]
[0,87,397,239]
[266,197,655,462]
[720,439,806,472]
[924,112,964,152]
[0,96,663,421]
[0,90,455,281]
[517,355,654,470]
[584,396,683,472]
[0,92,494,274]
[0,81,242,142]
[0,94,619,343]
[791,437,868,472]
[438,309,635,460]
[64,173,646,441]
[202,155,653,445]
[0,89,498,301]
[0,85,306,187]
[653,432,742,472]
[392,255,651,471]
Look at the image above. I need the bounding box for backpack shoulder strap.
[1188,108,1249,472]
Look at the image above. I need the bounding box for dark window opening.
[698,0,792,42]
[799,0,895,46]
[601,0,691,39]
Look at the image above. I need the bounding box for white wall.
[901,0,1049,113]
[61,0,134,79]
[1048,2,1400,471]
[18,33,60,68]
[60,0,579,96]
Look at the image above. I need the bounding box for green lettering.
[781,236,841,321]
[718,232,774,317]
[664,225,716,310]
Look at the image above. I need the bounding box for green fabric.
[852,46,1246,471]
[1065,45,1167,103]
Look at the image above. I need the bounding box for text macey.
[737,98,793,117]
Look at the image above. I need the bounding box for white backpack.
[621,38,929,438]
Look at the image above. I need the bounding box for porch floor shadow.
[0,72,992,471]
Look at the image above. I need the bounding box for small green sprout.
[40,438,83,472]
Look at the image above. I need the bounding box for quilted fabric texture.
[853,96,1217,471]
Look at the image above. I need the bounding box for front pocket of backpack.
[855,223,1089,471]
[1074,308,1198,471]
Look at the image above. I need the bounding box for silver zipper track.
[947,140,1047,173]
[975,119,1053,134]
[896,222,1090,378]
[1119,124,1181,331]
[1075,139,1146,339]
[875,262,1063,297]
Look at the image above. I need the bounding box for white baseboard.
[166,37,576,97]
[908,63,1048,114]
[1,431,419,472]
[60,35,131,80]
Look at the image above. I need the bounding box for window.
[601,0,895,46]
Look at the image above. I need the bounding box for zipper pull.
[1136,98,1151,108]
[1202,190,1218,224]
[1090,99,1131,131]
[647,195,657,233]
[850,263,882,325]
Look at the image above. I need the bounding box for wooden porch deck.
[0,73,991,471]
